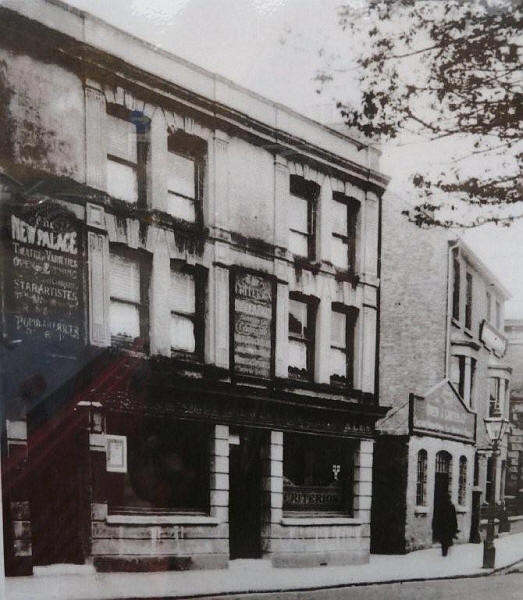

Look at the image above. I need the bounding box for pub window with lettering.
[288,175,318,260]
[288,293,317,380]
[330,305,358,387]
[331,193,359,272]
[106,105,149,206]
[106,415,210,514]
[109,246,150,351]
[167,130,206,224]
[170,261,206,359]
[283,433,355,515]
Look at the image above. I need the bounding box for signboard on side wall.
[4,201,84,356]
[231,269,275,379]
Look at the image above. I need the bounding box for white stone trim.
[106,514,219,525]
[280,517,361,526]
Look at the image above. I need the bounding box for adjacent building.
[373,192,511,553]
[0,0,388,575]
[505,319,523,511]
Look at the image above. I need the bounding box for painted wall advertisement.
[5,203,83,354]
[233,271,274,378]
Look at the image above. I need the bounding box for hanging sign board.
[5,202,84,354]
[232,270,274,378]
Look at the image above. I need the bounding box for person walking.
[432,493,458,556]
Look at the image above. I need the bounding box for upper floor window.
[330,305,358,387]
[288,175,318,260]
[465,272,473,330]
[331,193,359,272]
[450,355,475,406]
[486,291,492,322]
[489,377,508,417]
[495,300,501,330]
[106,105,148,206]
[288,293,317,380]
[167,130,206,224]
[452,251,460,321]
[458,456,467,506]
[170,261,206,359]
[109,246,149,351]
[416,449,428,506]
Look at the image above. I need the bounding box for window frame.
[287,291,319,381]
[108,243,151,352]
[458,456,467,506]
[167,129,207,226]
[331,192,360,273]
[282,432,355,516]
[452,250,460,322]
[169,260,207,361]
[289,175,319,261]
[465,271,473,330]
[330,302,358,388]
[106,103,149,208]
[416,449,428,506]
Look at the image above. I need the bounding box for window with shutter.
[109,248,149,350]
[288,175,317,260]
[167,130,206,224]
[169,262,206,359]
[331,193,359,273]
[288,294,317,380]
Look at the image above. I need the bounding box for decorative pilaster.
[317,177,331,263]
[149,109,168,212]
[84,84,106,191]
[88,231,110,347]
[209,130,229,229]
[315,281,331,384]
[210,425,229,523]
[273,157,289,250]
[354,439,374,538]
[360,306,377,394]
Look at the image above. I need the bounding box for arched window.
[458,456,468,505]
[416,450,428,506]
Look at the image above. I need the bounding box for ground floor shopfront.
[2,353,383,575]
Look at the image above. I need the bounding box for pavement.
[5,532,523,600]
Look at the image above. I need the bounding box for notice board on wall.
[232,269,274,379]
[5,202,84,355]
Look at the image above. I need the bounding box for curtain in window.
[167,152,196,221]
[109,253,141,340]
[106,113,138,203]
[170,269,196,352]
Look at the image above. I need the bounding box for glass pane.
[289,193,308,233]
[450,356,461,389]
[331,347,347,377]
[331,199,348,236]
[168,152,196,199]
[332,236,349,270]
[110,301,140,339]
[331,311,346,347]
[106,113,137,163]
[170,270,195,313]
[170,314,195,352]
[110,254,140,303]
[107,159,138,204]
[289,230,308,257]
[166,193,196,222]
[289,339,307,370]
[289,299,307,338]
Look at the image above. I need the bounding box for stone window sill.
[106,514,219,525]
[281,517,361,527]
[414,507,429,515]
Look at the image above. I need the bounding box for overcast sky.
[63,0,523,318]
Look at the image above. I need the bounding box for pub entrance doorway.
[28,401,87,566]
[433,451,452,541]
[229,428,264,559]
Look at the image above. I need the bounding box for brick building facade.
[373,192,510,553]
[505,319,523,510]
[0,0,388,575]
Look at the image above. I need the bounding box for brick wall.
[380,192,450,408]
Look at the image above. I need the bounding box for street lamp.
[482,416,509,569]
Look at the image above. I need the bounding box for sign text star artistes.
[232,269,275,379]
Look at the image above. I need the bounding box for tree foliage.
[320,0,522,227]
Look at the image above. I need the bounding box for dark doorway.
[433,451,452,541]
[28,403,86,566]
[229,428,263,559]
